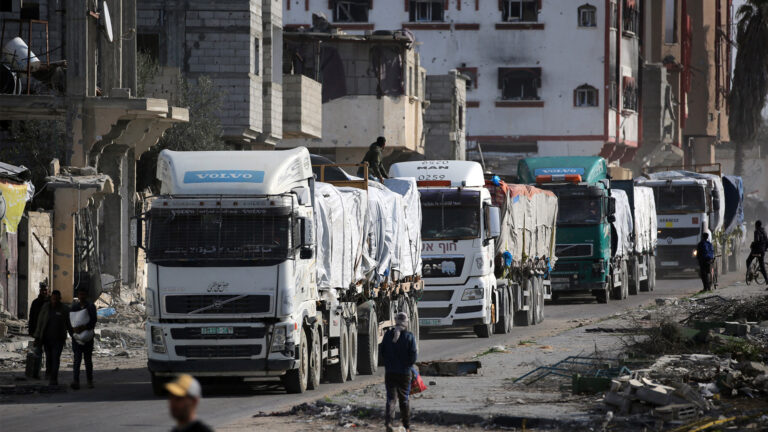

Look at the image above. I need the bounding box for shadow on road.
[420,328,478,340]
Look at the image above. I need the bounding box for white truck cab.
[389,161,500,338]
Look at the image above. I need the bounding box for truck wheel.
[514,278,534,326]
[629,259,640,295]
[410,299,420,347]
[357,308,378,375]
[327,324,349,383]
[307,325,322,390]
[596,281,610,304]
[151,373,167,397]
[648,257,656,291]
[494,286,511,334]
[473,299,495,338]
[282,328,309,394]
[534,278,544,325]
[347,322,357,381]
[640,254,650,292]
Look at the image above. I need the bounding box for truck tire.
[495,285,512,334]
[533,278,544,325]
[307,325,322,390]
[648,257,656,291]
[596,281,610,304]
[640,254,651,292]
[357,308,378,375]
[514,278,534,326]
[282,328,309,394]
[473,294,495,338]
[611,262,628,300]
[347,322,357,381]
[326,325,349,383]
[629,259,640,295]
[410,298,420,347]
[151,372,167,397]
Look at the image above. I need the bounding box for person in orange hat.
[165,374,214,432]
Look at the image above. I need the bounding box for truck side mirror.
[129,216,143,249]
[712,194,721,211]
[298,217,314,259]
[607,197,617,217]
[488,206,501,239]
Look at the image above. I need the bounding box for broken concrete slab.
[416,361,481,376]
[737,361,768,376]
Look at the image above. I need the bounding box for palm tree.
[730,1,768,175]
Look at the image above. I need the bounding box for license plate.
[201,326,233,335]
[419,319,440,327]
[661,261,678,267]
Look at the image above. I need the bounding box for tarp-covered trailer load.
[485,179,557,328]
[612,181,658,293]
[722,175,746,272]
[611,189,634,259]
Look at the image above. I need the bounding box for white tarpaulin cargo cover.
[313,182,366,290]
[644,170,725,233]
[365,182,401,281]
[612,189,633,257]
[632,186,657,253]
[487,182,558,266]
[383,178,422,278]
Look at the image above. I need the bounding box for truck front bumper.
[148,358,297,377]
[418,276,493,328]
[550,277,606,295]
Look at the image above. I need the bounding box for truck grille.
[170,327,266,340]
[175,345,262,358]
[556,244,593,258]
[658,228,700,239]
[554,261,580,273]
[419,306,452,318]
[420,290,454,302]
[422,257,465,278]
[165,295,271,314]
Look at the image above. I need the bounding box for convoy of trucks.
[388,161,558,337]
[135,147,749,396]
[139,148,423,395]
[517,157,633,303]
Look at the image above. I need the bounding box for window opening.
[502,0,538,22]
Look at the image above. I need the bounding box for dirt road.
[0,273,744,431]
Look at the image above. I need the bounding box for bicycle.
[746,253,766,285]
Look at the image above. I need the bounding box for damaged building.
[278,25,429,165]
[0,0,188,307]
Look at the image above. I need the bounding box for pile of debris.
[604,372,709,420]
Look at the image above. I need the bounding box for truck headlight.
[692,249,698,257]
[151,326,166,353]
[271,326,286,352]
[462,287,484,301]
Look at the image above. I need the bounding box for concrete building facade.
[424,71,468,161]
[279,29,427,165]
[284,0,642,172]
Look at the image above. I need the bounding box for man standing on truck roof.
[696,232,716,292]
[358,136,389,180]
[380,312,417,432]
[747,220,768,286]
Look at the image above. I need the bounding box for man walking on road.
[358,136,389,180]
[166,374,214,432]
[70,286,97,390]
[697,232,716,292]
[746,220,768,285]
[380,312,417,432]
[33,290,70,386]
[27,281,49,379]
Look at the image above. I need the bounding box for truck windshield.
[420,190,481,240]
[146,208,293,264]
[653,186,706,213]
[558,198,602,225]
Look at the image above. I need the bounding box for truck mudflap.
[148,358,297,377]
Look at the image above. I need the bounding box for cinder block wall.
[425,71,467,161]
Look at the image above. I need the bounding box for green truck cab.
[518,156,630,303]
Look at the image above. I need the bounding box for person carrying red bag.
[379,312,418,432]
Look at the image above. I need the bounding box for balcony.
[282,75,322,139]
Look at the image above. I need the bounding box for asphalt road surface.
[0,272,741,432]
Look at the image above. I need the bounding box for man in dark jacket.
[358,137,389,180]
[166,374,214,432]
[697,232,716,292]
[28,281,49,336]
[70,286,97,389]
[379,312,417,432]
[746,220,768,284]
[33,290,70,386]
